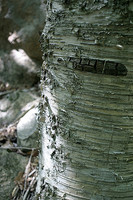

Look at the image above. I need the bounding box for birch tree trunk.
[37,1,133,199]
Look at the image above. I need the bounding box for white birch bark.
[37,1,133,199]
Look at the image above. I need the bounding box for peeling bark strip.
[37,0,133,199]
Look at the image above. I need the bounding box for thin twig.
[22,149,34,198]
[0,146,39,150]
[0,90,15,97]
[23,177,35,200]
[28,169,36,177]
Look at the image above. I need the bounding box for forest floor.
[0,81,39,200]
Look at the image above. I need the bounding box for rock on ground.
[17,107,39,148]
[0,89,40,128]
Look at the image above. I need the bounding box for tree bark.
[37,1,133,199]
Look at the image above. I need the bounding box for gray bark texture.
[37,0,133,199]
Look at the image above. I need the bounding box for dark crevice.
[69,57,127,76]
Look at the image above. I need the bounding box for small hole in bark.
[76,141,82,145]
